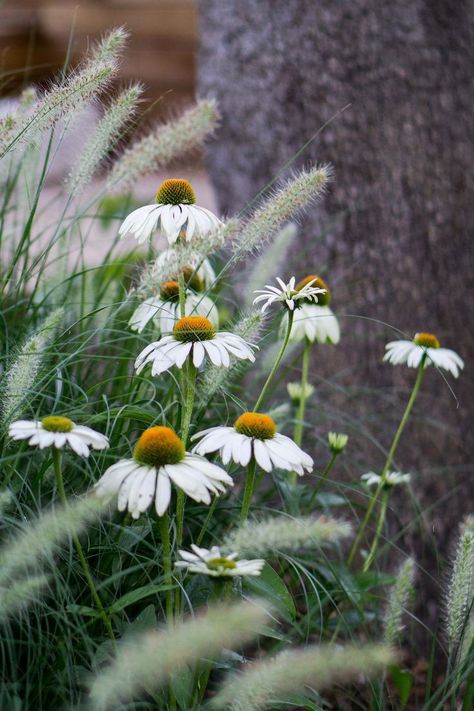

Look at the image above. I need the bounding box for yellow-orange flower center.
[155,178,196,205]
[296,274,330,306]
[414,332,440,349]
[160,280,180,300]
[234,412,276,440]
[207,557,237,571]
[134,426,185,467]
[174,316,215,342]
[41,415,73,433]
[182,265,204,292]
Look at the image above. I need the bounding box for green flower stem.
[178,271,186,318]
[309,451,338,505]
[240,458,257,522]
[290,337,311,485]
[159,512,174,623]
[51,450,115,642]
[254,310,294,412]
[196,497,218,546]
[176,362,197,549]
[347,356,426,567]
[363,489,390,572]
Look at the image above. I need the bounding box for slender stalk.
[290,337,311,485]
[159,512,174,623]
[178,271,186,318]
[363,490,389,571]
[51,450,115,642]
[240,458,257,522]
[309,451,338,505]
[347,357,426,566]
[254,310,294,412]
[176,362,197,548]
[196,497,218,546]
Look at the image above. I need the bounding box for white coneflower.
[289,275,340,344]
[361,471,411,488]
[129,277,218,335]
[384,332,464,378]
[119,178,222,245]
[244,223,297,306]
[287,381,315,403]
[8,416,108,457]
[253,276,326,313]
[233,165,331,259]
[175,544,264,578]
[192,412,313,475]
[327,432,348,454]
[94,426,233,518]
[107,98,220,190]
[135,316,256,376]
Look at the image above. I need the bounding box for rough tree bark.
[198,0,474,627]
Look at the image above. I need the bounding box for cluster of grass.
[0,28,472,710]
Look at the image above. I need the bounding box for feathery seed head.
[234,413,276,440]
[446,518,474,653]
[384,558,415,645]
[134,426,185,468]
[41,416,73,433]
[156,178,196,205]
[414,332,440,349]
[174,316,215,342]
[297,274,330,305]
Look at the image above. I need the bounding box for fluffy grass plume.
[67,84,143,196]
[383,558,415,645]
[0,574,49,621]
[211,643,395,710]
[107,98,220,190]
[88,600,270,709]
[0,28,127,156]
[0,307,63,428]
[199,309,264,403]
[446,517,474,653]
[223,515,352,557]
[232,164,331,259]
[244,222,297,306]
[0,496,107,587]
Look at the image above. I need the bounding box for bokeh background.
[1,0,473,623]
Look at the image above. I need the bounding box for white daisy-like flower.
[328,432,348,454]
[129,281,218,335]
[94,426,233,518]
[119,178,222,245]
[253,275,326,313]
[192,412,314,475]
[383,332,464,378]
[287,381,315,402]
[135,316,256,376]
[175,544,264,578]
[8,416,109,457]
[361,471,411,488]
[288,275,340,344]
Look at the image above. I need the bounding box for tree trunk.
[198,0,474,629]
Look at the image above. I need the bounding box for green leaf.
[243,563,295,621]
[390,665,413,707]
[170,665,194,710]
[108,583,167,614]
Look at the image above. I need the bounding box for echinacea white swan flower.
[289,275,340,344]
[361,471,411,488]
[328,432,348,454]
[383,332,464,378]
[129,278,218,334]
[192,412,314,475]
[8,416,109,457]
[135,316,256,375]
[253,276,326,313]
[94,426,233,518]
[119,178,223,245]
[287,381,315,402]
[175,544,264,578]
